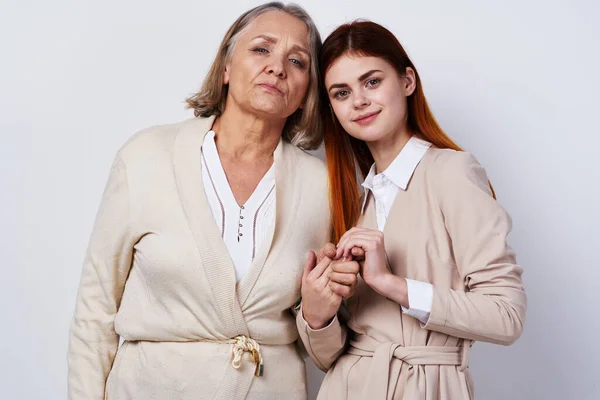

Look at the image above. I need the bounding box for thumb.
[303,250,317,279]
[317,243,337,263]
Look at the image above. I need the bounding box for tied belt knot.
[203,335,264,377]
[347,334,470,400]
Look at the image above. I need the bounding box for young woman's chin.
[345,126,391,144]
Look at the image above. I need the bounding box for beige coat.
[297,148,527,400]
[68,117,330,400]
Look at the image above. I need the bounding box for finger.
[351,246,365,260]
[335,233,354,259]
[309,256,332,281]
[335,228,360,253]
[329,271,358,286]
[328,281,352,299]
[331,260,360,274]
[316,264,334,286]
[336,229,380,259]
[317,243,337,263]
[343,234,381,258]
[334,245,344,261]
[302,250,317,280]
[337,227,367,244]
[340,237,376,259]
[335,229,357,250]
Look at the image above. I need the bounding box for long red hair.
[322,21,495,242]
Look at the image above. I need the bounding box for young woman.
[297,21,527,399]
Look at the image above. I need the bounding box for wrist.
[302,307,331,330]
[364,271,393,293]
[368,273,409,308]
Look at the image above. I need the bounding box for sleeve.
[422,152,527,346]
[401,279,433,324]
[67,154,137,399]
[296,304,348,372]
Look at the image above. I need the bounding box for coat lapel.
[236,141,298,307]
[358,192,377,230]
[383,172,414,278]
[172,117,249,337]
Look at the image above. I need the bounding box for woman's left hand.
[335,228,410,307]
[334,228,391,288]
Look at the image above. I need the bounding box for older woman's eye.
[366,78,381,87]
[290,58,306,68]
[253,47,269,54]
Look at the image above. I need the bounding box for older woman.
[67,3,359,399]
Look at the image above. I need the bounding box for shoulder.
[116,117,209,165]
[426,148,488,185]
[425,147,479,171]
[420,148,493,200]
[283,142,328,179]
[116,121,179,161]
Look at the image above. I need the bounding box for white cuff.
[401,279,433,324]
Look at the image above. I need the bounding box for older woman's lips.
[353,110,381,125]
[258,83,283,94]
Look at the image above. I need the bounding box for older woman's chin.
[248,98,298,119]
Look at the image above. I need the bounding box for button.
[239,233,243,237]
[240,216,244,219]
[241,206,245,210]
[239,224,243,227]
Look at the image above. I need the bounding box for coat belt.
[347,334,470,400]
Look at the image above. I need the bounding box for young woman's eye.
[366,78,381,87]
[333,90,350,99]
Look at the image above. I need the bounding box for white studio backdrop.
[1,0,598,399]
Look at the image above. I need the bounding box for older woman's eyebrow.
[251,34,310,56]
[252,34,278,44]
[290,44,310,57]
[328,69,383,92]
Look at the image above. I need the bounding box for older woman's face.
[224,11,311,121]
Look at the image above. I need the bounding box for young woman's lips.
[258,83,283,94]
[353,110,381,126]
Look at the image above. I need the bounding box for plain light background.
[1,0,598,399]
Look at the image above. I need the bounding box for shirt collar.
[201,130,220,172]
[201,130,276,208]
[361,136,431,213]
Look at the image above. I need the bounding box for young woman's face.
[325,55,415,143]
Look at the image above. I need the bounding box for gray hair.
[185,2,323,150]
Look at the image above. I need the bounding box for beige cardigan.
[297,148,527,400]
[67,117,330,400]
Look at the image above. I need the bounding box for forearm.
[368,273,409,308]
[296,305,348,371]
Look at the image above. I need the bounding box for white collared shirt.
[361,136,434,324]
[201,131,276,282]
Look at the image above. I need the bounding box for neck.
[367,124,413,173]
[211,100,285,162]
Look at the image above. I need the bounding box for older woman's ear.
[223,64,230,85]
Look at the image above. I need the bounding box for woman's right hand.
[301,250,359,329]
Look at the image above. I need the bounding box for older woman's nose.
[266,56,287,79]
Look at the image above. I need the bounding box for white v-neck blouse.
[201,130,276,282]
